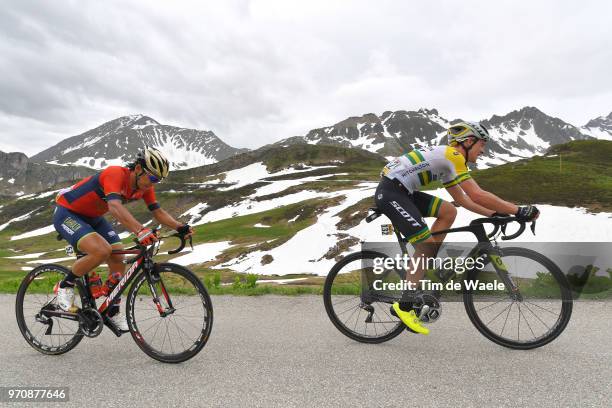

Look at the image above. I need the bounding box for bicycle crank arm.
[103,315,129,337]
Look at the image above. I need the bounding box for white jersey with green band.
[381,145,471,192]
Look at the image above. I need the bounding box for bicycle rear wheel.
[323,251,406,343]
[126,263,213,363]
[15,264,84,355]
[463,247,573,349]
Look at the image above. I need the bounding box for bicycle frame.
[40,245,174,337]
[361,213,526,304]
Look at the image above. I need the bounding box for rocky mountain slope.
[31,114,247,170]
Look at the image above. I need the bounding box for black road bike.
[15,227,213,363]
[323,209,573,350]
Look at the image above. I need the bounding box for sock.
[59,271,78,289]
[109,298,121,317]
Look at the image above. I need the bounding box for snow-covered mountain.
[480,107,590,167]
[273,106,593,168]
[31,115,248,170]
[290,108,450,157]
[582,112,612,140]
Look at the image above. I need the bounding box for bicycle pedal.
[419,305,431,320]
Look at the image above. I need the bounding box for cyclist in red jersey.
[53,148,193,330]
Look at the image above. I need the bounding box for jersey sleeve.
[99,167,125,201]
[441,147,471,188]
[143,187,160,211]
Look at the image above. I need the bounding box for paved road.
[1,295,611,407]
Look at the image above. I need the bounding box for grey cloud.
[0,0,610,155]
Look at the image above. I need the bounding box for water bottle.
[104,272,123,317]
[104,272,123,294]
[87,271,104,299]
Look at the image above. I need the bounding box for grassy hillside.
[472,140,612,211]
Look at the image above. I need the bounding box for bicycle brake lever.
[500,223,507,236]
[530,221,536,235]
[188,235,193,251]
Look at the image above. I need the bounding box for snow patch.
[11,225,56,241]
[0,208,41,232]
[5,252,47,259]
[180,202,208,224]
[26,256,74,264]
[172,241,232,266]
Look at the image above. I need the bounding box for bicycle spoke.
[353,308,362,332]
[522,302,552,331]
[174,314,205,332]
[475,297,508,313]
[518,305,537,340]
[524,300,559,316]
[485,301,512,327]
[331,295,360,307]
[517,304,520,341]
[169,316,188,350]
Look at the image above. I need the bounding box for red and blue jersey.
[56,166,160,218]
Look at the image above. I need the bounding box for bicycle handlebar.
[122,228,193,263]
[165,233,193,255]
[470,216,535,240]
[365,207,536,242]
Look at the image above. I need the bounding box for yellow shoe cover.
[392,303,430,335]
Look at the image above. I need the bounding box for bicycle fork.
[487,249,523,302]
[145,264,175,317]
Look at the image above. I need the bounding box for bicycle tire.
[126,263,213,363]
[463,247,573,350]
[15,264,84,355]
[323,251,406,344]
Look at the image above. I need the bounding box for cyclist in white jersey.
[375,121,540,334]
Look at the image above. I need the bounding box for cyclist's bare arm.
[459,179,519,215]
[108,200,145,233]
[151,208,183,230]
[446,184,495,216]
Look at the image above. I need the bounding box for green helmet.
[447,121,490,146]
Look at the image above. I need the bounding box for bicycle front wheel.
[323,251,406,343]
[126,263,213,363]
[463,247,573,350]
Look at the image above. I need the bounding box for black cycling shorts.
[374,177,444,243]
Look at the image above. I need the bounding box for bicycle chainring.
[413,293,442,324]
[78,308,104,338]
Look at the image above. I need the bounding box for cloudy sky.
[1,0,610,155]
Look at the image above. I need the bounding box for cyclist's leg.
[53,206,110,310]
[91,217,125,318]
[375,178,433,284]
[411,192,457,243]
[72,234,112,277]
[430,201,456,242]
[53,206,112,278]
[90,216,124,274]
[375,179,434,334]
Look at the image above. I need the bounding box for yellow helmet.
[447,122,490,146]
[137,148,170,179]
